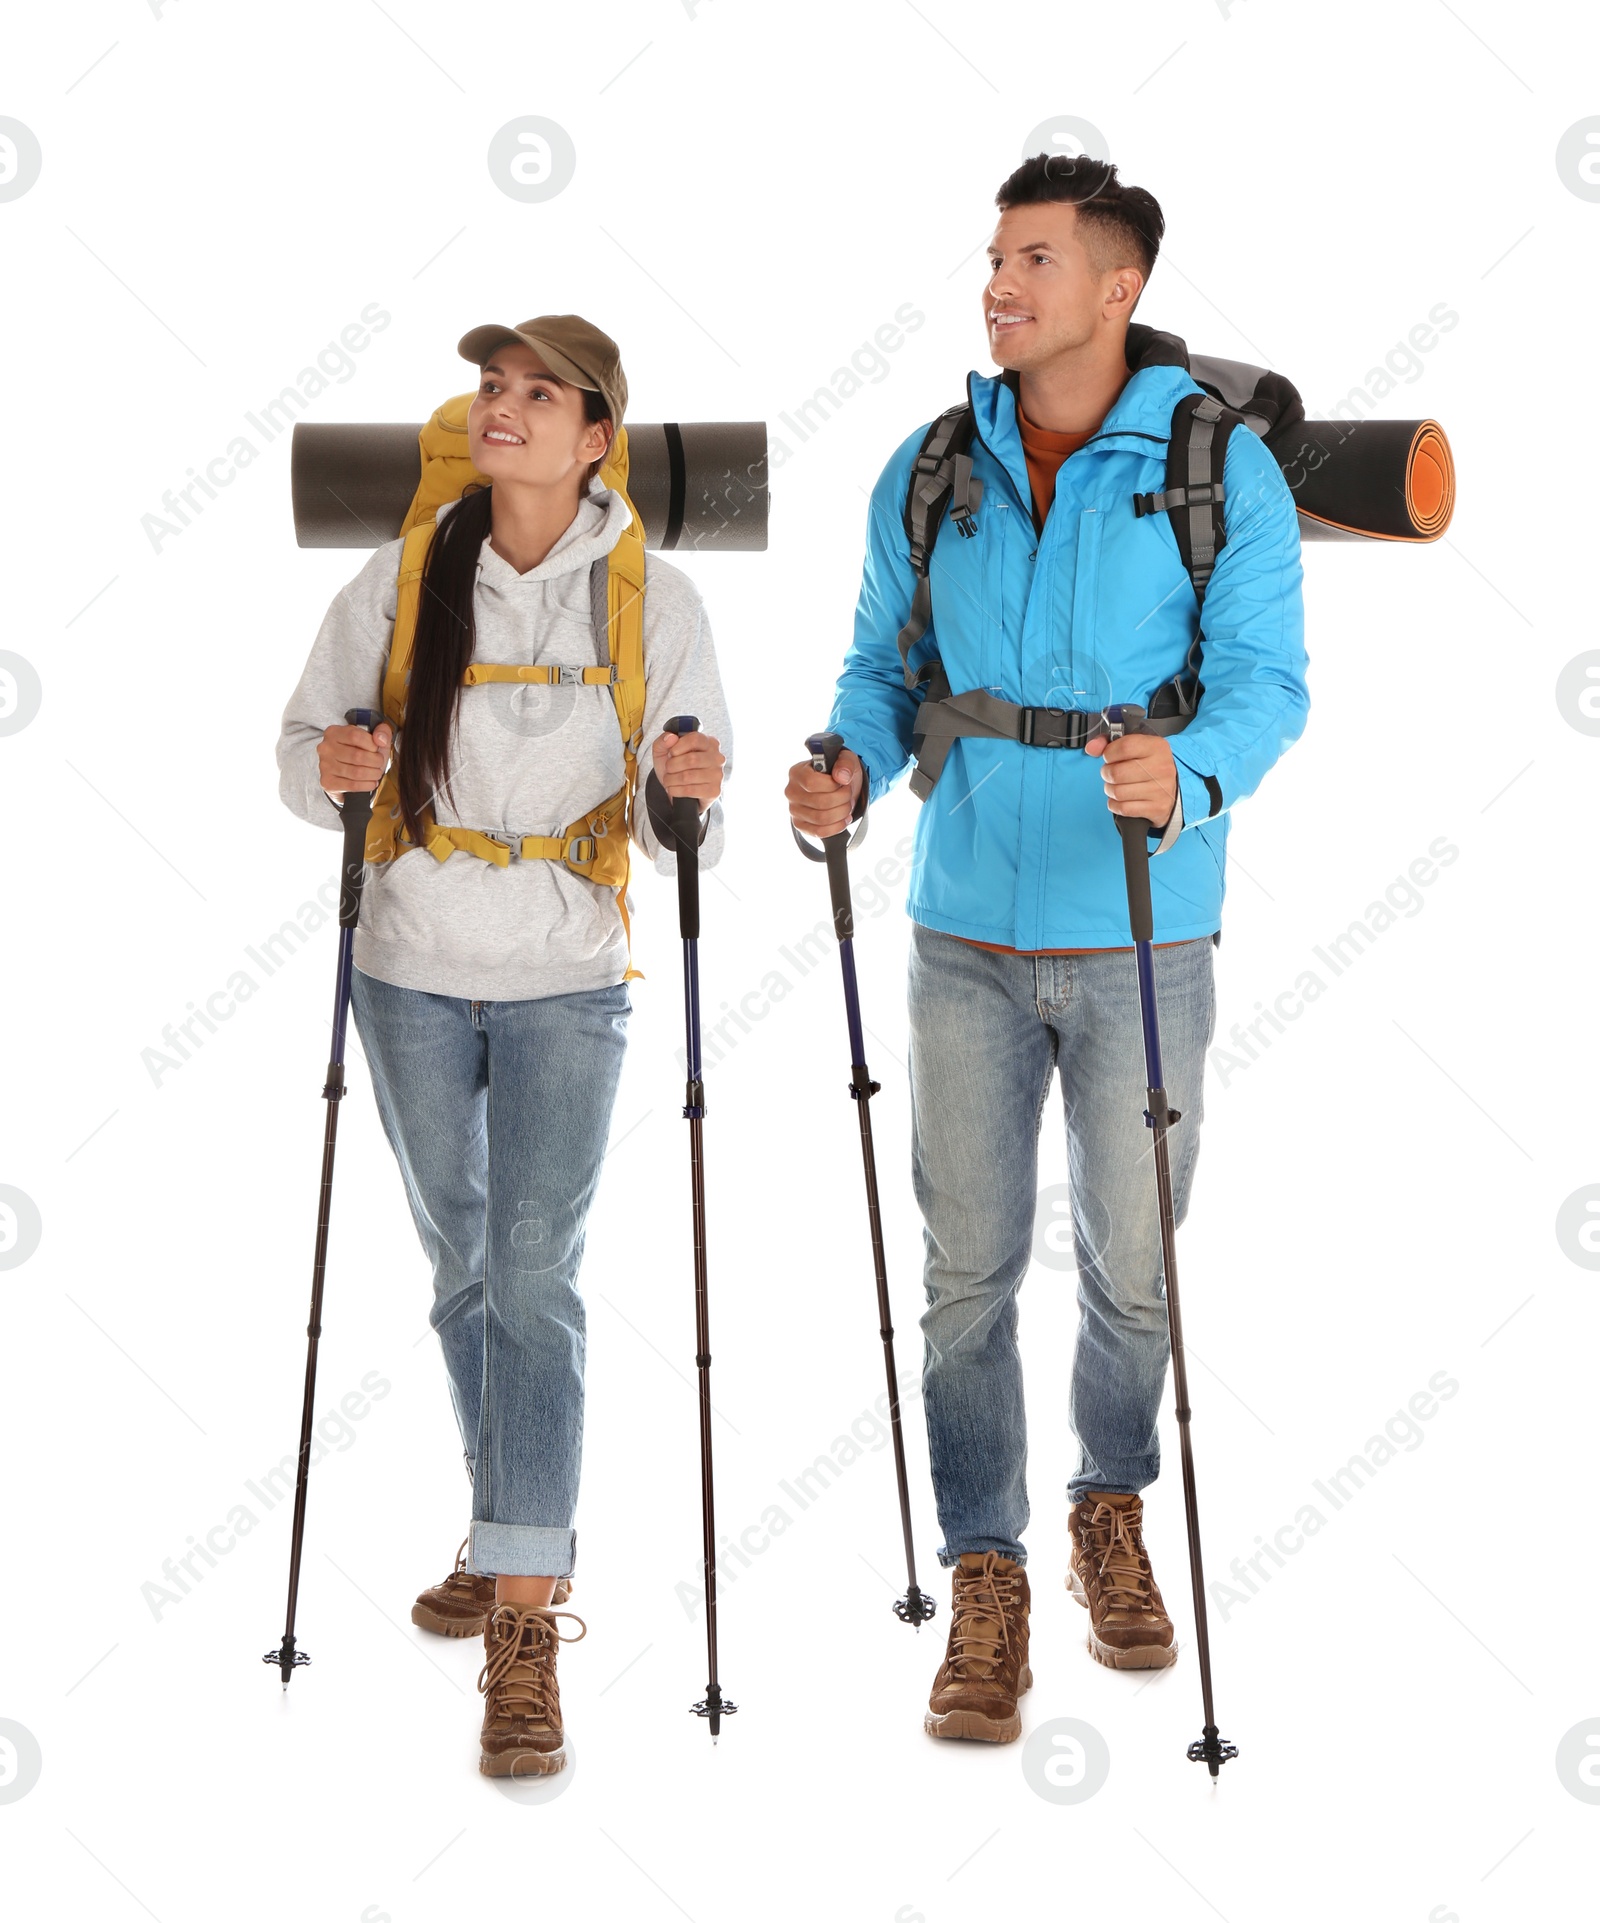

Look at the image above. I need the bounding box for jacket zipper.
[964,370,1035,523]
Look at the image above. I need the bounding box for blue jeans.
[906,924,1216,1567]
[349,967,630,1578]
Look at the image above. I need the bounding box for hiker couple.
[276,152,1307,1777]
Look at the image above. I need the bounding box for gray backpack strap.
[896,404,979,689]
[1133,392,1245,611]
[589,556,611,660]
[908,677,1021,800]
[1178,395,1228,605]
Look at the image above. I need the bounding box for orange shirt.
[1016,401,1093,534]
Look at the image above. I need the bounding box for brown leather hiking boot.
[411,1538,572,1638]
[477,1603,586,1777]
[924,1551,1032,1743]
[1067,1491,1177,1670]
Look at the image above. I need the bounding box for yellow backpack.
[364,391,648,977]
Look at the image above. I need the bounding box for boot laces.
[477,1605,587,1722]
[1084,1502,1154,1605]
[440,1537,481,1597]
[947,1552,1022,1678]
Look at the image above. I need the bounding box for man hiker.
[785,155,1307,1743]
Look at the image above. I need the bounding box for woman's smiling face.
[466,340,611,487]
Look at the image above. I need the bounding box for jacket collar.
[966,332,1201,506]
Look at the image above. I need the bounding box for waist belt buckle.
[1033,706,1078,749]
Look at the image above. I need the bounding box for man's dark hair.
[995,155,1164,283]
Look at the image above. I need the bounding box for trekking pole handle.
[338,707,383,929]
[796,732,859,943]
[1101,703,1156,945]
[791,728,867,918]
[664,714,701,942]
[808,731,845,777]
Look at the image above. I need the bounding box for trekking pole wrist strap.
[645,769,708,850]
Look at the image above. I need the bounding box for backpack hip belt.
[391,776,632,886]
[908,671,1198,800]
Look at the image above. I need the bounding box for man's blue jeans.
[350,968,630,1578]
[906,924,1216,1568]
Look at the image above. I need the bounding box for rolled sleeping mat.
[292,420,769,551]
[1181,345,1455,545]
[1266,417,1455,544]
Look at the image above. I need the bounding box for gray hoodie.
[276,481,731,1001]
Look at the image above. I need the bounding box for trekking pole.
[655,715,737,1740]
[263,706,382,1689]
[792,732,935,1628]
[1102,702,1237,1780]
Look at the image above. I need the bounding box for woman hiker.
[275,313,731,1775]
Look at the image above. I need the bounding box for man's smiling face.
[983,200,1144,371]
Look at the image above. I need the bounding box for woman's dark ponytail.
[396,481,492,849]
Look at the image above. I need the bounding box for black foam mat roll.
[1268,418,1454,543]
[292,420,769,551]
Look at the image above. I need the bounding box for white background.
[2,2,1596,1918]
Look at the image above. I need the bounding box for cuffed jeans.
[350,967,630,1578]
[907,924,1216,1567]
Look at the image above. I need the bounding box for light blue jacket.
[828,363,1308,946]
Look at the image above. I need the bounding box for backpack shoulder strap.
[897,403,978,687]
[383,519,437,726]
[1133,391,1245,610]
[592,532,647,758]
[591,424,649,774]
[588,425,649,981]
[363,518,435,864]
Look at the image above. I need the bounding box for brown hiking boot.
[924,1551,1032,1743]
[477,1603,586,1777]
[411,1538,572,1638]
[1067,1492,1177,1670]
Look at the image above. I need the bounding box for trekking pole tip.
[691,1682,737,1739]
[1186,1725,1238,1776]
[894,1586,938,1628]
[263,1639,311,1688]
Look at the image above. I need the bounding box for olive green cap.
[457,313,627,430]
